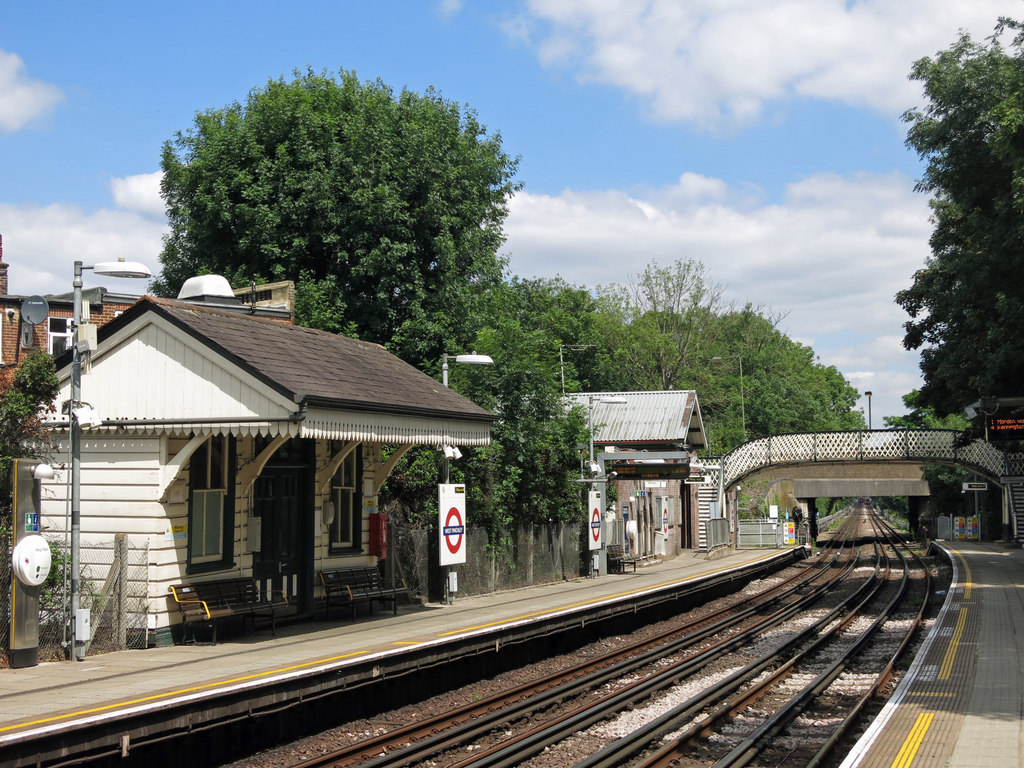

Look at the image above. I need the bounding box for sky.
[2,0,1022,426]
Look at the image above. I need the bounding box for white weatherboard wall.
[51,314,299,431]
[40,436,167,624]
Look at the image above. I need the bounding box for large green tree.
[898,19,1024,415]
[157,69,520,367]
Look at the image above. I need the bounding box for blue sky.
[2,0,1021,424]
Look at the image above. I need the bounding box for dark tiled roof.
[111,296,493,421]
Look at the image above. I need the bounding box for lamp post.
[712,356,746,440]
[438,352,493,604]
[865,390,873,431]
[70,259,150,660]
[585,395,626,577]
[440,352,494,482]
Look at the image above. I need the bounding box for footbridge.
[715,429,1024,541]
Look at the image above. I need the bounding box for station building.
[37,281,494,643]
[565,390,712,559]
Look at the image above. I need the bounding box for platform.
[842,540,1024,768]
[0,546,794,765]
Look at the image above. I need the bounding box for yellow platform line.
[890,712,934,768]
[437,551,785,637]
[1,551,786,736]
[938,605,967,680]
[0,649,372,734]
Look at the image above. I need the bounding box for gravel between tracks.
[222,550,949,768]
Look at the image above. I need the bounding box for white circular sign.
[12,535,52,587]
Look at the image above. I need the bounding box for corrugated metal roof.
[565,390,706,449]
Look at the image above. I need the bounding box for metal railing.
[714,429,1024,489]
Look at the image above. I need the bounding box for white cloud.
[439,0,463,18]
[111,172,165,217]
[0,49,63,131]
[503,170,931,420]
[0,203,165,297]
[518,0,1021,129]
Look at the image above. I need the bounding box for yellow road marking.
[907,691,957,697]
[890,712,934,768]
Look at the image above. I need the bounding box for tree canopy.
[898,19,1024,415]
[0,352,59,524]
[157,69,520,367]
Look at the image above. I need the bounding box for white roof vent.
[177,275,236,301]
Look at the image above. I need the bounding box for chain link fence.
[1,533,149,666]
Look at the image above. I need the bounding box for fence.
[389,521,583,600]
[706,518,730,551]
[1,533,149,665]
[737,519,801,548]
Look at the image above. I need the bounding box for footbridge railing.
[718,429,1024,489]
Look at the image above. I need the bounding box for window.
[329,445,361,553]
[48,317,73,355]
[188,435,235,570]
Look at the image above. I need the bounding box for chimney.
[0,234,8,295]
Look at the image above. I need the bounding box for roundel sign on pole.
[587,491,602,551]
[439,483,467,565]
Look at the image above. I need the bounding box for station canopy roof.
[564,390,706,452]
[48,296,495,446]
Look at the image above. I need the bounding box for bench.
[319,566,410,621]
[168,577,288,644]
[606,544,638,574]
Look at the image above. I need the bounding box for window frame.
[47,316,73,355]
[186,435,236,573]
[328,444,362,555]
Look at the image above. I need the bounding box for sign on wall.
[438,484,467,566]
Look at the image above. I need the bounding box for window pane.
[192,441,209,490]
[209,436,225,490]
[194,493,221,561]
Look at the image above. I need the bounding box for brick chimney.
[0,234,8,295]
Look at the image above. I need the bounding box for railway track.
[276,506,932,768]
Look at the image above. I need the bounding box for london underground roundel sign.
[438,483,468,565]
[444,506,465,555]
[587,491,602,551]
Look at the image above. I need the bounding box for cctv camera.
[5,309,14,322]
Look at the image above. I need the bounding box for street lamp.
[712,356,746,440]
[438,352,493,604]
[70,259,151,660]
[865,390,873,431]
[440,352,493,481]
[584,395,626,578]
[442,352,493,388]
